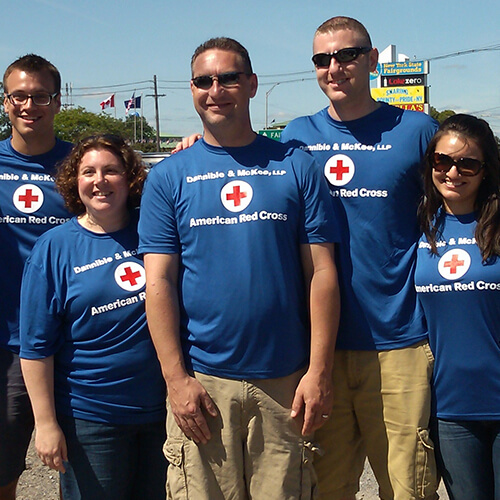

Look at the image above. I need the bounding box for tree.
[0,84,12,140]
[54,107,125,142]
[430,106,455,124]
[53,107,159,151]
[122,114,159,152]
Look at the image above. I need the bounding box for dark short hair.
[56,134,146,215]
[3,54,61,93]
[315,16,372,48]
[191,37,253,75]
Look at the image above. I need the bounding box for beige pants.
[164,370,318,500]
[314,341,438,500]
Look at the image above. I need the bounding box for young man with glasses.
[281,16,439,500]
[139,37,341,499]
[0,54,72,500]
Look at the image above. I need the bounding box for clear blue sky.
[2,0,499,137]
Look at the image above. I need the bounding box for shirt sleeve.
[138,163,180,255]
[19,240,65,359]
[294,150,341,245]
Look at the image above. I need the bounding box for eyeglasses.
[431,152,484,177]
[312,47,372,67]
[191,72,247,90]
[5,92,59,106]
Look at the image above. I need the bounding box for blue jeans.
[58,414,167,500]
[432,418,500,500]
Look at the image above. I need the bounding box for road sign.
[259,129,283,141]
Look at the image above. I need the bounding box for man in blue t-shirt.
[139,37,340,500]
[280,17,439,500]
[0,54,71,500]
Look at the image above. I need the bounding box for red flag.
[100,94,115,110]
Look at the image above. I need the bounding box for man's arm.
[144,253,217,444]
[20,357,67,472]
[291,242,340,436]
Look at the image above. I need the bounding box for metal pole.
[265,83,279,129]
[153,75,161,150]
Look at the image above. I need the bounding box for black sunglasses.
[191,71,247,90]
[431,152,484,177]
[312,47,372,67]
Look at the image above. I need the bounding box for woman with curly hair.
[19,134,166,499]
[416,114,500,500]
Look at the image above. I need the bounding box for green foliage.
[54,107,125,142]
[0,84,12,140]
[53,107,158,151]
[123,115,156,141]
[430,106,456,124]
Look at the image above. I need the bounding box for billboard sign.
[380,60,428,76]
[371,86,426,105]
[381,74,427,87]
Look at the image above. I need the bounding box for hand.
[290,370,334,436]
[35,421,68,473]
[172,133,202,153]
[167,374,218,444]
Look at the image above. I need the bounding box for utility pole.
[149,75,165,151]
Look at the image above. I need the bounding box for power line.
[423,44,500,61]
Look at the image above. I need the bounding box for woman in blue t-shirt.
[416,114,500,500]
[19,135,167,499]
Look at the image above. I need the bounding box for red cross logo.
[443,254,465,274]
[13,184,44,214]
[221,180,253,213]
[18,189,39,208]
[114,261,145,292]
[330,159,350,181]
[226,185,247,207]
[438,248,471,280]
[120,266,142,286]
[324,154,355,186]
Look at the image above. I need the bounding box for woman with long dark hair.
[416,114,500,499]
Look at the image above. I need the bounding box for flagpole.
[141,93,144,143]
[133,89,137,144]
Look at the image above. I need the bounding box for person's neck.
[203,122,256,148]
[78,211,129,234]
[11,132,56,156]
[328,98,380,123]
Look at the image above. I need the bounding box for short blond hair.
[315,16,372,47]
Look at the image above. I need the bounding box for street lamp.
[265,82,280,129]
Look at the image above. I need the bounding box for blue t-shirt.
[0,138,73,352]
[20,214,165,425]
[415,212,500,420]
[138,135,339,380]
[281,103,438,350]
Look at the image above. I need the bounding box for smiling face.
[432,133,484,215]
[313,29,378,121]
[77,148,129,228]
[190,48,257,146]
[3,68,60,154]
